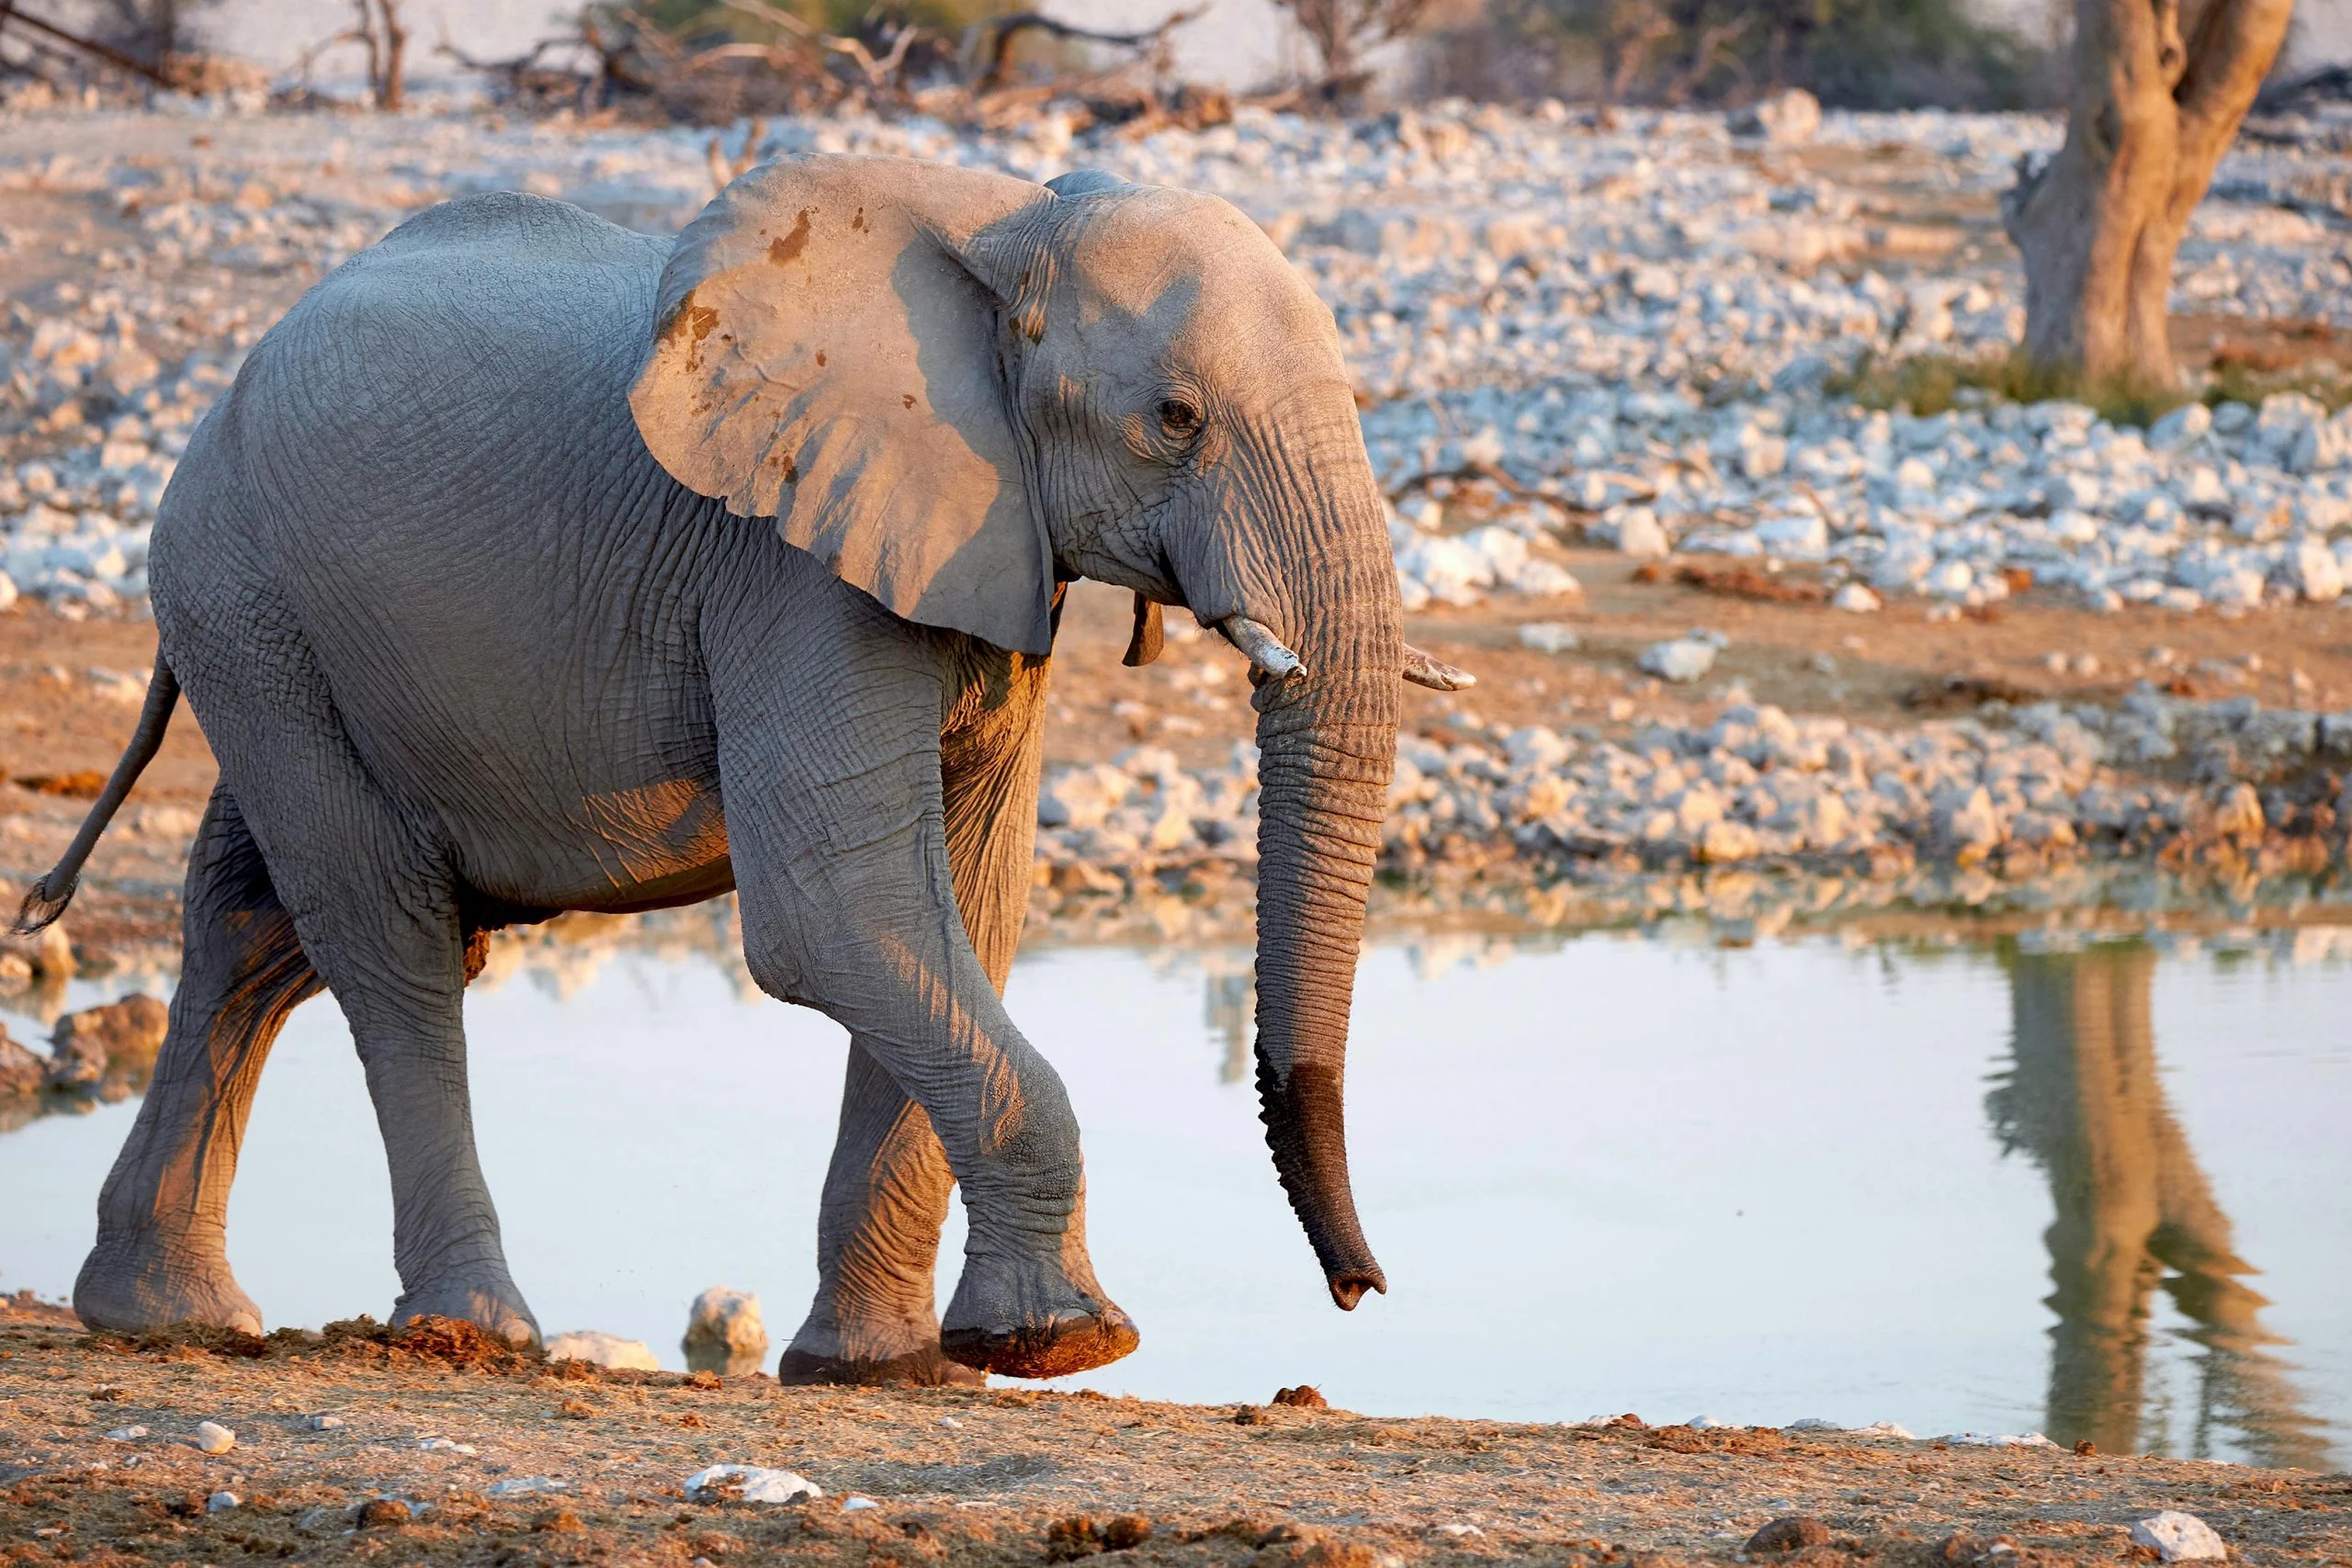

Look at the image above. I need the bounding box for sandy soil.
[2,1306,2345,1568]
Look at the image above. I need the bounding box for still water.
[1,926,2346,1469]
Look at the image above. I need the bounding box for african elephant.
[25,155,1466,1382]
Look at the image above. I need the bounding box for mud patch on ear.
[767,209,812,265]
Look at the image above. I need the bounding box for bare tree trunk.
[375,0,406,109]
[2003,0,2293,392]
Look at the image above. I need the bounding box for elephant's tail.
[15,662,182,935]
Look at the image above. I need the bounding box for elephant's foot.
[391,1269,539,1348]
[775,1345,986,1387]
[74,1235,263,1336]
[940,1304,1137,1379]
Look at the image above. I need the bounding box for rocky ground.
[3,96,2352,944]
[1,1305,2346,1568]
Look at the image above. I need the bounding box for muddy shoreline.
[2,1309,2346,1567]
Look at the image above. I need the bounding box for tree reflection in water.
[1991,943,2331,1468]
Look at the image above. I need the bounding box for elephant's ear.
[629,156,1057,657]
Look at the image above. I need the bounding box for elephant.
[22,154,1471,1382]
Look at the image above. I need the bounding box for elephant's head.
[631,154,1464,1311]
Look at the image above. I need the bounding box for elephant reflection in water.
[1992,945,2330,1468]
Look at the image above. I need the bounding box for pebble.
[684,1465,822,1505]
[1435,1523,1483,1538]
[1638,634,1721,682]
[103,1426,146,1441]
[416,1437,477,1454]
[1517,621,1580,653]
[543,1330,661,1371]
[681,1286,768,1374]
[191,1420,234,1454]
[487,1477,569,1497]
[2131,1511,2227,1562]
[306,1414,345,1430]
[842,1496,879,1512]
[205,1492,240,1514]
[1746,1517,1833,1553]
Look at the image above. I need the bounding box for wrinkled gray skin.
[46,155,1402,1383]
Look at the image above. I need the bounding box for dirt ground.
[2,1305,2345,1568]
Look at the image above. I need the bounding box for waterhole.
[0,922,2344,1468]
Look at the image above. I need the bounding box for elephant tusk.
[1403,645,1476,692]
[1219,616,1306,681]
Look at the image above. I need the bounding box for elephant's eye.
[1158,398,1203,440]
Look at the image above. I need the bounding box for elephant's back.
[246,194,667,468]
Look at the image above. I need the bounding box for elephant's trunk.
[1240,485,1401,1311]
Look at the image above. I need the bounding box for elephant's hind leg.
[775,1044,977,1386]
[74,785,323,1334]
[182,602,538,1348]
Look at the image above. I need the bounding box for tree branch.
[0,2,179,87]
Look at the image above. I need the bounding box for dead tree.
[2002,0,2296,393]
[298,0,407,108]
[0,2,184,87]
[962,9,1200,92]
[1272,0,1432,100]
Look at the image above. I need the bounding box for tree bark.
[2003,0,2295,392]
[372,0,407,109]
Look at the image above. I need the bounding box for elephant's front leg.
[779,652,1050,1385]
[722,635,1130,1381]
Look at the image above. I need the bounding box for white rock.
[2148,401,2211,452]
[1740,437,1789,481]
[1732,88,1822,145]
[1037,763,1131,830]
[544,1330,661,1371]
[1832,582,1881,613]
[487,1477,569,1497]
[2290,536,2345,602]
[1849,1421,1915,1438]
[1871,541,1934,592]
[1754,512,1825,558]
[685,1465,822,1505]
[1436,1523,1484,1538]
[1639,637,1718,682]
[2131,1511,2226,1562]
[842,1496,880,1512]
[1925,558,1974,598]
[1784,1417,1842,1431]
[105,1426,147,1441]
[1517,621,1580,653]
[1612,506,1670,559]
[683,1286,768,1363]
[306,1414,345,1430]
[192,1421,235,1454]
[207,1492,241,1513]
[1512,558,1583,598]
[417,1437,477,1454]
[1685,1415,1735,1429]
[1939,1431,2056,1448]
